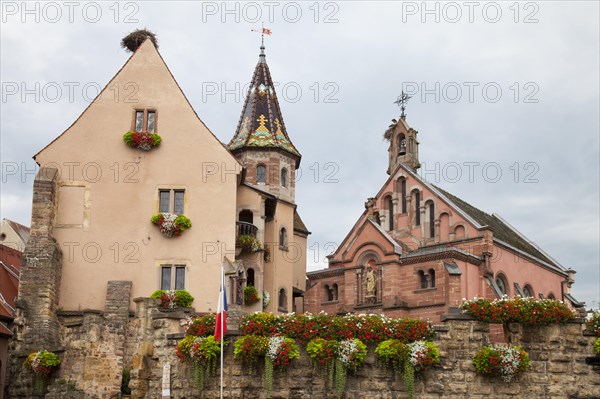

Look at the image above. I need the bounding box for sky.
[1,1,599,308]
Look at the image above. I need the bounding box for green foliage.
[175,290,194,308]
[461,296,575,324]
[306,338,339,369]
[174,215,192,230]
[233,335,269,369]
[241,312,434,345]
[403,363,415,399]
[586,311,600,335]
[151,213,192,237]
[150,290,165,299]
[238,234,262,253]
[375,339,409,371]
[150,290,194,308]
[594,337,600,355]
[122,131,162,150]
[190,336,224,392]
[334,358,347,399]
[121,368,131,394]
[473,345,530,382]
[176,335,196,362]
[244,285,260,305]
[264,356,274,397]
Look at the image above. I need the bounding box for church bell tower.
[385,92,420,174]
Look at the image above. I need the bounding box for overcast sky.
[1,1,598,308]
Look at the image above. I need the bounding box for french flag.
[214,268,227,341]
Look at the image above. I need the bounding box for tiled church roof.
[227,45,301,163]
[293,211,310,235]
[434,185,560,269]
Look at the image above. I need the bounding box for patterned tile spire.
[227,44,301,165]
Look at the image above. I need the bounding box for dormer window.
[257,164,266,184]
[133,109,157,133]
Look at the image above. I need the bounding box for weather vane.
[251,23,272,52]
[394,91,412,119]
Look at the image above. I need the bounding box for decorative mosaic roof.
[227,46,301,163]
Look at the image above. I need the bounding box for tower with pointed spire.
[227,42,301,203]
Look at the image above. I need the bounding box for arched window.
[429,268,436,288]
[547,292,556,300]
[279,228,288,248]
[418,270,428,289]
[278,288,287,311]
[247,268,255,287]
[398,133,406,155]
[413,190,421,226]
[385,195,394,231]
[239,209,253,224]
[523,284,533,298]
[454,225,465,238]
[428,201,435,238]
[324,284,332,301]
[281,168,287,187]
[332,284,338,301]
[495,274,508,296]
[400,178,407,213]
[256,164,266,183]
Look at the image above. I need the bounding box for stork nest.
[121,29,158,53]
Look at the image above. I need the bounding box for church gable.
[333,219,401,266]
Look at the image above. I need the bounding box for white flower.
[267,336,285,361]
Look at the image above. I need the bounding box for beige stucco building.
[31,36,308,315]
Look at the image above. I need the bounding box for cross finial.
[394,91,412,119]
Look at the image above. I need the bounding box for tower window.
[429,268,436,288]
[159,189,185,214]
[256,164,266,183]
[418,270,428,289]
[278,288,287,311]
[398,134,406,155]
[279,227,288,248]
[247,268,255,287]
[281,168,287,187]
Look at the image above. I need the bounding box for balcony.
[236,221,258,238]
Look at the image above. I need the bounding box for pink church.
[304,112,581,322]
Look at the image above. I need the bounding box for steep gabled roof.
[293,211,310,235]
[3,219,29,245]
[433,185,561,269]
[227,45,301,165]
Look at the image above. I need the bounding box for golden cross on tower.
[394,91,412,119]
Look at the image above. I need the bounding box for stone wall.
[8,293,599,398]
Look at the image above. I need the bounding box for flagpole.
[220,266,224,399]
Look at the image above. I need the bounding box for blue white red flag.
[214,269,227,341]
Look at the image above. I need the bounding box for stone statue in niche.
[365,265,377,301]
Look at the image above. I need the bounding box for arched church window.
[413,190,421,226]
[427,201,435,238]
[281,168,287,187]
[257,164,266,183]
[547,292,556,300]
[399,178,407,213]
[429,268,436,288]
[495,274,508,296]
[523,284,533,298]
[418,270,428,289]
[385,195,394,231]
[332,284,338,301]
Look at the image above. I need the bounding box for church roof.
[293,210,310,235]
[227,45,301,164]
[433,185,561,269]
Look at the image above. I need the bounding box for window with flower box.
[133,109,157,133]
[161,264,186,290]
